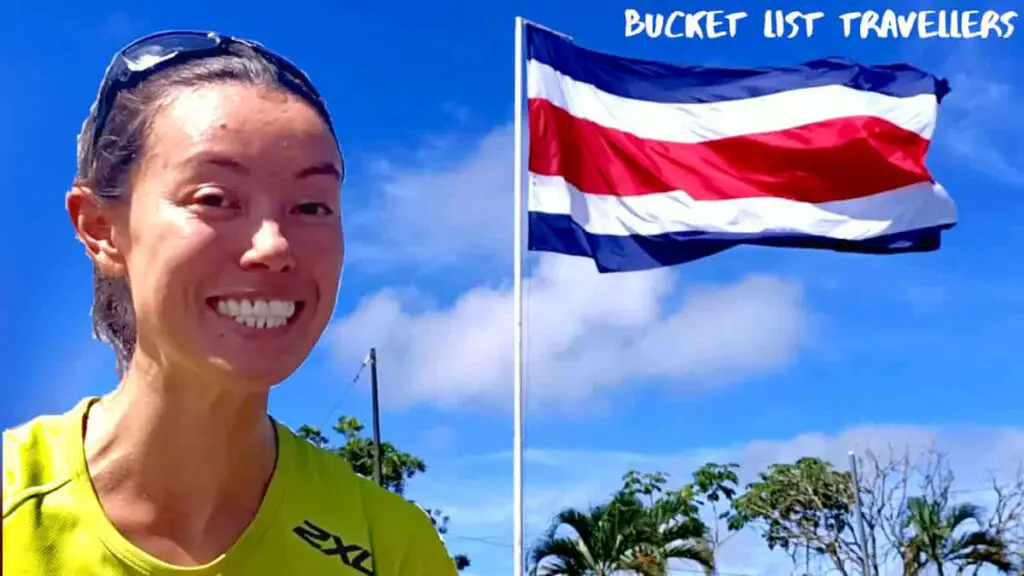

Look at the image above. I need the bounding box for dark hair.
[75,44,322,375]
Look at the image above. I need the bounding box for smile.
[209,298,304,329]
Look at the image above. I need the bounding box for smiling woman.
[2,31,456,576]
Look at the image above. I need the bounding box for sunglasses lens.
[122,33,219,71]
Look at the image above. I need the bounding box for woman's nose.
[240,220,296,273]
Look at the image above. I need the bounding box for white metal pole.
[848,451,872,576]
[512,14,527,576]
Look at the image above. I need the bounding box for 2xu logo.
[293,520,374,575]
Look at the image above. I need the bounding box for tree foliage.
[685,463,741,552]
[728,448,1022,576]
[901,496,1014,575]
[529,498,653,575]
[728,457,856,573]
[528,449,1022,576]
[297,418,470,571]
[530,470,715,576]
[297,417,425,494]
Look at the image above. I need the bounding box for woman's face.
[110,83,343,387]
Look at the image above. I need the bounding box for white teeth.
[214,298,299,329]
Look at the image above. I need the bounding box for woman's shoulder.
[274,422,426,517]
[273,422,451,547]
[3,399,91,519]
[321,456,457,574]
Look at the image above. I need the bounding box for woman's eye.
[196,193,229,208]
[295,202,334,216]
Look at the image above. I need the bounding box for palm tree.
[529,498,648,575]
[626,491,715,575]
[529,489,715,576]
[901,496,1016,576]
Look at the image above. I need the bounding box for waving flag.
[524,25,957,273]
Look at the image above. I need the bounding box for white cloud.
[346,124,514,269]
[414,424,1024,576]
[328,255,810,411]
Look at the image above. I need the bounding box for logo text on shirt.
[293,519,374,575]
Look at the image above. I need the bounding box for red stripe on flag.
[528,98,934,203]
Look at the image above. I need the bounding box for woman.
[2,31,457,575]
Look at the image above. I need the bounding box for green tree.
[297,418,470,571]
[529,498,650,576]
[728,457,859,576]
[298,417,425,494]
[620,471,715,575]
[685,463,741,553]
[901,497,1015,575]
[530,470,714,576]
[730,450,1024,576]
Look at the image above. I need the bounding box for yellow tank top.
[2,397,457,575]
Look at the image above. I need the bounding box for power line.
[949,485,1010,495]
[667,565,757,569]
[446,534,512,547]
[316,354,371,433]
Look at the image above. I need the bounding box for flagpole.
[512,14,527,576]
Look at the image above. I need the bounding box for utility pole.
[848,451,872,576]
[369,348,383,488]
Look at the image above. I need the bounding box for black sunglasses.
[87,30,340,170]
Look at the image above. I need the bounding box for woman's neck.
[83,355,278,564]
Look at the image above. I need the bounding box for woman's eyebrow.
[185,152,250,175]
[294,162,341,181]
[182,153,340,182]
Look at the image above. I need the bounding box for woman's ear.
[67,184,126,278]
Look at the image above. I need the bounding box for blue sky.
[1,1,1023,574]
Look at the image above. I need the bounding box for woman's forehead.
[151,83,338,161]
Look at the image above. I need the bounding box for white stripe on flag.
[527,60,939,143]
[528,173,957,239]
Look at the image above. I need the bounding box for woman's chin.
[201,354,307,390]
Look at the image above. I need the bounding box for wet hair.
[74,43,326,376]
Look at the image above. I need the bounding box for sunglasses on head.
[87,30,338,156]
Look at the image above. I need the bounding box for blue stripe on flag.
[525,25,950,104]
[528,212,953,273]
